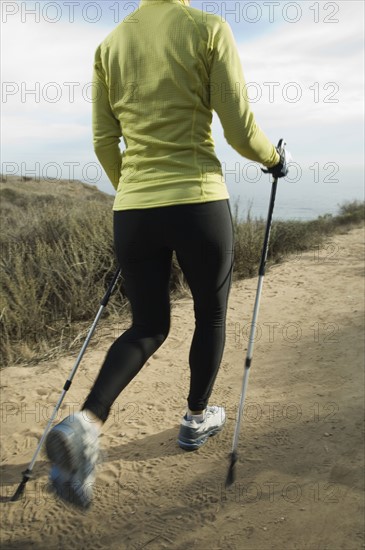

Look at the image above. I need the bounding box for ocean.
[227,167,364,221]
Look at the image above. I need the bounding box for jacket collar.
[140,0,184,6]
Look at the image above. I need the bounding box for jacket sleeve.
[92,45,123,191]
[209,22,279,168]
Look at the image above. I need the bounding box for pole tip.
[9,481,26,502]
[225,451,238,488]
[9,470,32,502]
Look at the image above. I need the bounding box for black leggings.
[82,199,234,422]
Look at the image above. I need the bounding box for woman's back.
[93,0,279,209]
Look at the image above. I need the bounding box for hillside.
[0,175,113,214]
[0,175,363,368]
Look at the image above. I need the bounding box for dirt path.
[1,226,364,550]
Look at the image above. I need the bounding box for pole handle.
[258,139,286,277]
[100,267,121,307]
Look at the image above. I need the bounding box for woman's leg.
[46,208,173,508]
[174,200,234,412]
[82,209,173,423]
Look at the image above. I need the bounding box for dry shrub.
[1,177,363,367]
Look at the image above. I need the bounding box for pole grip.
[258,180,278,277]
[258,139,286,277]
[100,267,121,307]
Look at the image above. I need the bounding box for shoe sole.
[50,466,93,510]
[54,481,92,510]
[177,422,225,451]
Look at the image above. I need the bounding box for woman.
[46,0,289,508]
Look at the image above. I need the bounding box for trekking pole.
[225,139,286,488]
[9,267,121,502]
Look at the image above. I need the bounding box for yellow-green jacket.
[92,0,280,210]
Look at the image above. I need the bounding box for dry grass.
[1,175,363,367]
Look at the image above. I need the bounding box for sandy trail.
[1,226,364,550]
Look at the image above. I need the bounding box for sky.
[1,0,364,219]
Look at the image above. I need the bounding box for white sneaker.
[177,406,226,450]
[45,411,99,509]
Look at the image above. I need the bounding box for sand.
[1,226,364,550]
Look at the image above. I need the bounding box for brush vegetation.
[1,175,364,367]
